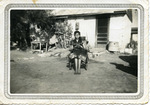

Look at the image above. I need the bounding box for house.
[50,9,138,52]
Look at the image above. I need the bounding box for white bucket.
[108,42,119,52]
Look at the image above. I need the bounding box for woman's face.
[75,33,80,39]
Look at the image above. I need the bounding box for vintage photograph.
[10,9,138,94]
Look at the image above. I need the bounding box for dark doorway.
[96,15,109,49]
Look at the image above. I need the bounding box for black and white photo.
[0,1,149,104]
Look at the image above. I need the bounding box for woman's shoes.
[74,68,81,74]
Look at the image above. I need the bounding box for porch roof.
[49,9,127,17]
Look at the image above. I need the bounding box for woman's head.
[74,31,80,39]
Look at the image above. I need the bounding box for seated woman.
[68,31,89,74]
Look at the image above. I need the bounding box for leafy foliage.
[10,10,55,50]
[10,10,73,50]
[55,20,73,39]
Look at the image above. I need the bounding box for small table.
[31,41,48,52]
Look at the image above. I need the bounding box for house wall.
[131,9,138,28]
[67,16,96,47]
[109,14,131,52]
[131,9,138,42]
[66,13,132,51]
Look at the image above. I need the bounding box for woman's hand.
[76,44,83,48]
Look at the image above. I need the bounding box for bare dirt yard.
[10,49,137,93]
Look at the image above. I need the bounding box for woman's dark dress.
[69,38,88,62]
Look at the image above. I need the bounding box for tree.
[26,10,55,40]
[11,10,29,50]
[10,10,55,50]
[55,20,73,48]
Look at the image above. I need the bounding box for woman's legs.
[74,58,78,73]
[78,59,81,74]
[74,58,81,74]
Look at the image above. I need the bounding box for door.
[96,15,109,49]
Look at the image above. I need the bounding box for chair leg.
[85,63,87,70]
[69,61,72,70]
[85,57,88,70]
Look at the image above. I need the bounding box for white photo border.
[4,3,144,100]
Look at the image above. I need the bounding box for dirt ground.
[10,49,137,93]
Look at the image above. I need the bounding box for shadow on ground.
[110,55,137,77]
